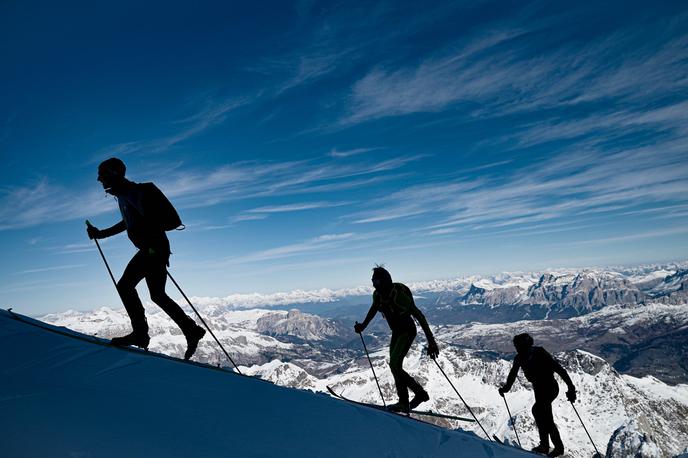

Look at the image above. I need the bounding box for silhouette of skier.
[354,266,439,413]
[86,157,206,360]
[498,333,576,457]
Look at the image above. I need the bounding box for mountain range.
[39,261,688,457]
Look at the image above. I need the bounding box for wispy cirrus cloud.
[219,232,356,265]
[155,154,423,209]
[561,226,688,247]
[507,100,688,149]
[346,181,484,224]
[246,201,351,214]
[15,264,86,275]
[341,14,688,125]
[92,96,252,161]
[230,201,353,224]
[328,147,379,158]
[347,137,688,236]
[0,179,116,231]
[0,153,419,231]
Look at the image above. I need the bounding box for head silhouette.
[98,157,126,194]
[372,265,393,294]
[513,333,534,356]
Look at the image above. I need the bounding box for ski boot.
[110,331,150,350]
[547,447,564,457]
[409,389,429,409]
[531,444,550,455]
[387,400,410,415]
[184,323,206,360]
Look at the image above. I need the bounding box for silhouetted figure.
[87,157,205,360]
[499,333,576,457]
[354,266,439,413]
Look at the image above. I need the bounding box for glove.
[354,322,365,334]
[498,386,507,397]
[427,339,439,359]
[566,388,577,403]
[87,224,102,240]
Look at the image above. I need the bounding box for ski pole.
[86,220,119,292]
[166,271,242,374]
[570,401,601,458]
[502,394,522,448]
[357,326,386,407]
[432,358,492,441]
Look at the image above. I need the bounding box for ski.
[326,386,475,422]
[493,434,551,456]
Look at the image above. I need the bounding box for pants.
[389,327,424,403]
[532,383,563,450]
[117,250,195,335]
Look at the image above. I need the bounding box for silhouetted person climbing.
[86,157,206,360]
[354,266,439,413]
[499,333,576,457]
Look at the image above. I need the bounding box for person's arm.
[101,220,126,237]
[500,357,521,395]
[410,305,434,341]
[88,220,126,239]
[552,355,577,401]
[354,294,379,333]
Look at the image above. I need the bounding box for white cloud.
[347,136,688,237]
[92,96,252,162]
[245,201,351,214]
[218,232,356,265]
[328,147,378,158]
[341,16,688,124]
[0,179,117,231]
[15,264,86,275]
[1,153,418,231]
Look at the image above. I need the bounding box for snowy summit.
[0,309,528,458]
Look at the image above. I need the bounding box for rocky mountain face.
[525,272,644,313]
[443,271,646,321]
[436,302,688,384]
[648,269,688,304]
[606,417,663,458]
[255,309,345,342]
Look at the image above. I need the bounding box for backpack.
[140,182,184,231]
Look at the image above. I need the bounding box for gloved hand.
[498,386,508,397]
[566,388,577,403]
[87,224,102,240]
[427,338,439,359]
[354,322,365,334]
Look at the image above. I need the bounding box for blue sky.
[2,0,688,315]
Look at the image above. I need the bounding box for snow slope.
[0,309,528,458]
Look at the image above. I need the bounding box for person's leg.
[389,332,409,405]
[143,251,205,360]
[116,251,149,335]
[546,386,564,454]
[143,253,196,333]
[532,390,551,453]
[389,328,418,406]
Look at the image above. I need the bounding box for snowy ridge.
[0,309,527,458]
